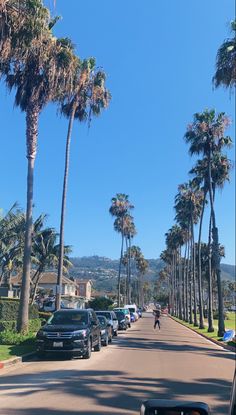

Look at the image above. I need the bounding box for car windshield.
[116,311,125,319]
[47,311,88,325]
[129,308,135,313]
[96,311,111,319]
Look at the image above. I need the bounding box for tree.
[185,109,232,336]
[213,20,236,90]
[190,153,232,331]
[109,194,134,306]
[2,2,78,332]
[88,297,113,311]
[56,60,110,310]
[30,227,72,303]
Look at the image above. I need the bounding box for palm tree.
[56,60,110,310]
[185,109,232,336]
[109,194,134,306]
[30,227,72,304]
[213,20,236,90]
[190,154,232,331]
[3,4,78,332]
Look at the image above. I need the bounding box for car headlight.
[120,319,126,323]
[37,330,47,337]
[73,330,87,338]
[101,329,106,334]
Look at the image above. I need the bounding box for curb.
[0,351,36,370]
[169,315,236,353]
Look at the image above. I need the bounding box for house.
[11,272,77,297]
[75,279,92,300]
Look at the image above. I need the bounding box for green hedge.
[0,318,41,333]
[0,299,38,320]
[0,330,36,345]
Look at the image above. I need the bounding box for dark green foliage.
[0,318,41,333]
[88,297,113,310]
[0,330,36,345]
[0,300,39,320]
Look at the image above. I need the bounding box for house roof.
[12,272,77,286]
[76,279,92,285]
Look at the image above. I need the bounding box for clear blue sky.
[0,0,235,264]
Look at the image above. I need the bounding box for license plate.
[53,342,63,347]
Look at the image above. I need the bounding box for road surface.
[0,313,235,415]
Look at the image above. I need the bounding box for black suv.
[36,309,101,359]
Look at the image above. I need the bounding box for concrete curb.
[0,351,36,370]
[169,315,236,353]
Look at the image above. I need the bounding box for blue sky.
[0,0,235,264]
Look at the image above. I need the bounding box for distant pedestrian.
[153,308,161,329]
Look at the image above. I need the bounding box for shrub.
[213,311,228,320]
[0,318,41,333]
[0,330,36,346]
[0,299,38,320]
[88,297,113,311]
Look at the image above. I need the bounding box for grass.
[0,344,35,361]
[171,316,236,350]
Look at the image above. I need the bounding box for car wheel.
[94,335,102,352]
[128,323,131,328]
[103,335,109,347]
[114,330,118,337]
[83,339,92,359]
[108,335,112,344]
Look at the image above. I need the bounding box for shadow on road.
[0,368,233,414]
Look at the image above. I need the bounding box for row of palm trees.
[0,204,72,303]
[109,193,148,306]
[0,1,110,332]
[160,21,235,337]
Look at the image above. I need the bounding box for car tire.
[83,339,92,359]
[114,330,118,337]
[128,323,131,328]
[103,335,109,347]
[94,336,102,352]
[108,335,112,344]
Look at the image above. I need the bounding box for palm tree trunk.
[17,105,39,333]
[118,230,124,307]
[197,190,207,329]
[189,232,193,324]
[179,246,183,320]
[207,214,214,332]
[30,271,43,305]
[207,155,225,336]
[183,242,187,321]
[128,235,132,303]
[56,106,76,310]
[191,218,198,326]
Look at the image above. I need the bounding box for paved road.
[0,313,235,415]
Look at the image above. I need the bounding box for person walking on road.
[153,308,161,329]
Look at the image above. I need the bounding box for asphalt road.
[0,313,235,415]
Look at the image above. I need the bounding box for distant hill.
[69,256,235,292]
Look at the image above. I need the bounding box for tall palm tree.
[190,154,232,331]
[109,194,134,306]
[185,109,232,336]
[2,1,78,332]
[56,60,111,310]
[213,20,236,90]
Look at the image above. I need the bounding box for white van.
[124,304,139,321]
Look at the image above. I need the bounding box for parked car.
[96,315,113,346]
[36,309,101,359]
[113,307,131,327]
[95,310,119,336]
[115,311,128,330]
[124,304,139,321]
[130,312,136,323]
[137,308,142,318]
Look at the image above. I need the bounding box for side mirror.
[140,400,210,415]
[41,319,46,326]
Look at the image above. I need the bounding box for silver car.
[95,311,118,336]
